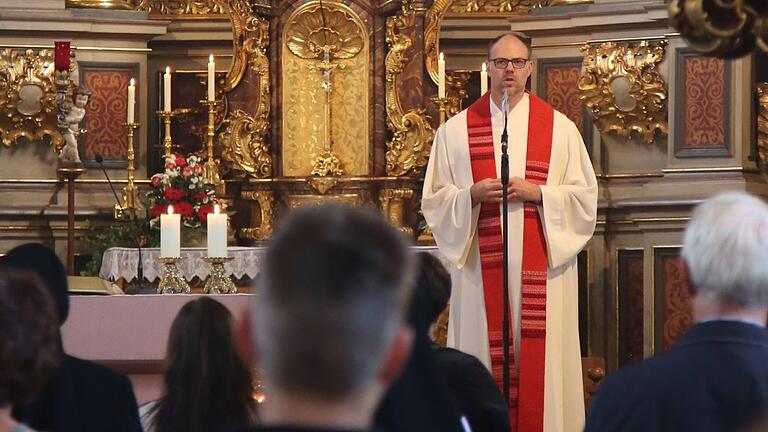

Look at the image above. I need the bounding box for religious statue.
[56,86,91,164]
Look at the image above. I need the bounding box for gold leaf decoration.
[135,0,227,16]
[0,49,63,148]
[578,40,668,144]
[757,83,768,178]
[286,5,364,61]
[385,0,435,177]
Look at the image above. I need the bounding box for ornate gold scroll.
[135,0,227,17]
[757,83,768,178]
[385,1,435,177]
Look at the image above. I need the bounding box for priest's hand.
[470,178,503,205]
[507,177,542,204]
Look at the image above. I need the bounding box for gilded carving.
[449,0,590,14]
[219,0,272,179]
[135,0,227,16]
[757,83,768,178]
[282,1,369,176]
[239,190,274,241]
[220,109,272,178]
[424,0,452,86]
[67,0,133,9]
[379,188,415,237]
[578,41,668,144]
[385,1,435,177]
[669,0,768,58]
[0,49,63,148]
[445,70,470,118]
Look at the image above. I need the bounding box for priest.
[421,32,597,432]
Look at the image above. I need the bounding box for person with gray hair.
[586,191,768,432]
[237,204,414,432]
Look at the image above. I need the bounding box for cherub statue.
[57,86,91,164]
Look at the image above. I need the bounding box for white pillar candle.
[127,78,135,124]
[480,62,488,95]
[160,205,180,258]
[208,54,215,102]
[438,52,446,99]
[207,204,228,257]
[163,66,171,112]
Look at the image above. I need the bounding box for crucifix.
[308,45,345,176]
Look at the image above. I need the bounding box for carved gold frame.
[0,48,64,149]
[135,0,228,18]
[578,40,668,145]
[385,1,435,177]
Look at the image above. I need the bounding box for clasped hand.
[470,177,542,206]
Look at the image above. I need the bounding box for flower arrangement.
[147,154,216,229]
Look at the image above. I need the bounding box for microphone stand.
[95,155,145,294]
[500,95,511,406]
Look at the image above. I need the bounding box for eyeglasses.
[490,58,530,70]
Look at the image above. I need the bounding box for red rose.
[182,166,192,177]
[191,192,208,202]
[197,204,214,222]
[193,164,203,174]
[175,200,194,217]
[164,162,175,171]
[163,187,184,201]
[150,203,168,217]
[175,156,186,167]
[151,175,162,187]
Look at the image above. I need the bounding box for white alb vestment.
[422,94,597,432]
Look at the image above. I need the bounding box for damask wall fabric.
[682,57,726,149]
[83,70,131,160]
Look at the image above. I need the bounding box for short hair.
[2,243,69,324]
[682,192,768,307]
[0,269,61,406]
[487,32,532,60]
[254,204,412,400]
[411,252,451,330]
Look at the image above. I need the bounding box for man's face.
[488,36,532,100]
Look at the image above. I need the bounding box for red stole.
[466,91,553,432]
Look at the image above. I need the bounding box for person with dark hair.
[5,243,142,432]
[375,252,510,432]
[417,252,510,432]
[241,204,414,432]
[141,297,256,432]
[422,31,597,431]
[0,269,60,432]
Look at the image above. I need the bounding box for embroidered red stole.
[466,91,553,432]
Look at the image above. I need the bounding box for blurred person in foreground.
[239,204,414,432]
[0,270,60,432]
[585,192,768,432]
[141,297,257,432]
[5,243,142,432]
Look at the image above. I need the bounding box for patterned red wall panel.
[545,66,585,133]
[675,50,731,157]
[654,248,693,351]
[618,251,644,367]
[82,70,131,161]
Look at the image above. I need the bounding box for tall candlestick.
[163,66,171,112]
[481,62,488,95]
[438,52,446,98]
[127,78,135,124]
[208,54,215,102]
[160,205,180,258]
[207,204,227,257]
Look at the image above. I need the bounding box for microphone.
[94,154,146,294]
[501,89,509,114]
[500,90,509,184]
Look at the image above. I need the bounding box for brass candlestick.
[156,110,173,159]
[117,122,145,220]
[157,257,190,294]
[200,99,223,192]
[203,256,236,294]
[431,96,449,125]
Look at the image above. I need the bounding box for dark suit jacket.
[14,354,142,432]
[585,321,768,432]
[433,346,510,432]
